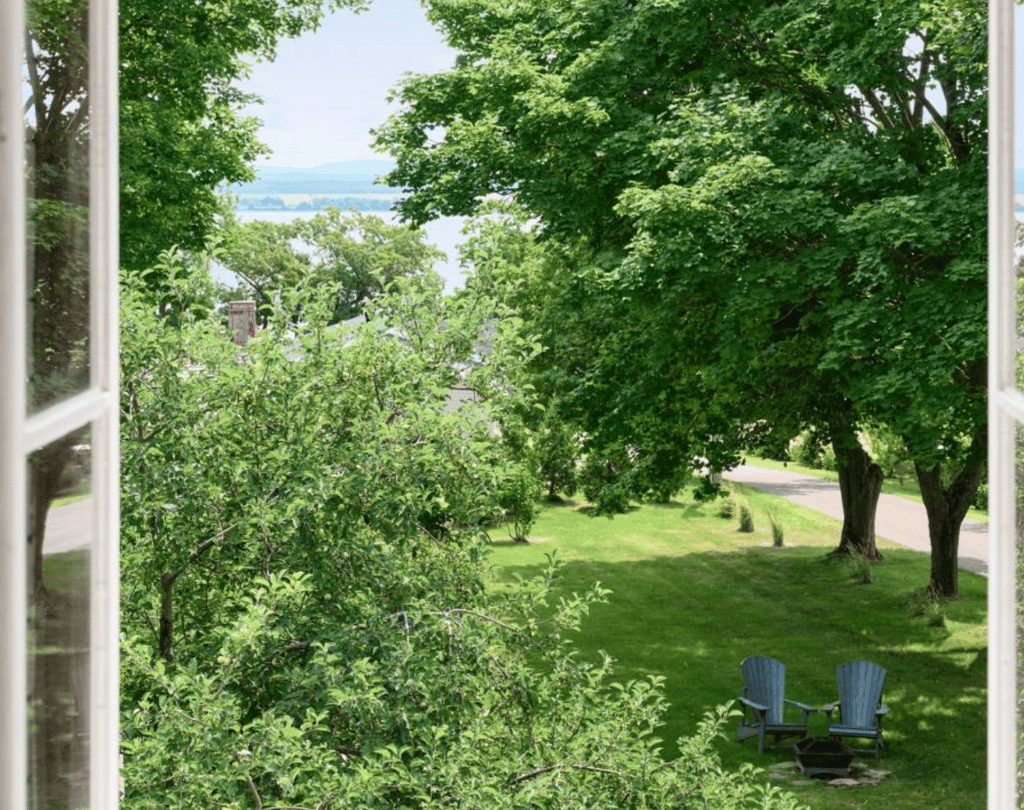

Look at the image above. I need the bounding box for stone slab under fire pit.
[766,759,893,789]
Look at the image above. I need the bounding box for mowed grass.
[485,485,986,810]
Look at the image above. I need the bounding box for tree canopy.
[118,256,805,810]
[219,207,447,323]
[118,0,368,272]
[375,0,987,596]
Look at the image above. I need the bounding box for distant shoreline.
[232,193,402,214]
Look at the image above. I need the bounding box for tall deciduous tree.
[374,0,986,596]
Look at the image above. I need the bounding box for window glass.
[23,0,91,413]
[1018,422,1024,800]
[27,429,91,810]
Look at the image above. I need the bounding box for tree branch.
[23,29,48,132]
[509,762,624,787]
[246,774,264,810]
[857,86,896,130]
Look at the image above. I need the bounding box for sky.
[238,0,456,168]
[231,1,467,289]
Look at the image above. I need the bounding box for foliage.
[717,497,736,520]
[118,0,367,273]
[375,0,988,596]
[738,505,755,534]
[769,511,785,548]
[296,207,447,322]
[860,423,914,484]
[219,206,447,324]
[788,430,827,470]
[578,446,634,515]
[496,461,543,541]
[119,255,801,809]
[972,481,988,511]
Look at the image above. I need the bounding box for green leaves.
[118,0,368,273]
[218,206,447,324]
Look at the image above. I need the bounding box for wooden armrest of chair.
[738,696,768,714]
[784,698,815,718]
[876,704,889,716]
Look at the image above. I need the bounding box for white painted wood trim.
[0,0,29,805]
[988,0,1018,806]
[89,0,121,798]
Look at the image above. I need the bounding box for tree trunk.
[914,441,985,599]
[28,441,89,810]
[831,434,884,561]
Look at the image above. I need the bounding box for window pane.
[23,0,91,413]
[1018,422,1024,801]
[27,429,91,810]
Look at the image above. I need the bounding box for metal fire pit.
[792,737,855,779]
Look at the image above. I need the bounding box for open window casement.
[0,0,119,804]
[990,0,1024,806]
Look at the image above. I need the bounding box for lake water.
[228,209,468,293]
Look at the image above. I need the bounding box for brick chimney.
[226,301,257,346]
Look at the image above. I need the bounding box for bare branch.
[23,30,48,131]
[509,762,624,787]
[509,764,559,787]
[246,774,264,810]
[857,86,896,130]
[433,608,519,633]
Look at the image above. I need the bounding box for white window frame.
[990,0,1022,806]
[0,0,119,804]
[0,0,1020,807]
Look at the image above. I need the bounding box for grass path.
[486,486,986,810]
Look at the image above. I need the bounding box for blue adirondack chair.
[823,660,889,757]
[737,655,814,753]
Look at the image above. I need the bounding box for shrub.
[788,428,827,469]
[578,448,632,514]
[738,505,755,533]
[497,462,544,541]
[819,442,837,471]
[909,588,946,627]
[860,424,913,483]
[768,512,784,547]
[717,498,736,519]
[972,481,988,511]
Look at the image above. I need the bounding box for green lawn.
[743,454,988,524]
[485,486,986,810]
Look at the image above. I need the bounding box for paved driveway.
[723,465,989,576]
[43,497,93,556]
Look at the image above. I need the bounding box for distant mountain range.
[258,159,397,177]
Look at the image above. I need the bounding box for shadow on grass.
[577,504,642,516]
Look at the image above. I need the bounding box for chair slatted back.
[741,655,786,725]
[836,660,886,729]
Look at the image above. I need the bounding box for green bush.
[769,512,784,547]
[118,261,806,810]
[860,424,913,483]
[788,428,826,469]
[738,505,755,533]
[497,462,543,540]
[717,498,736,519]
